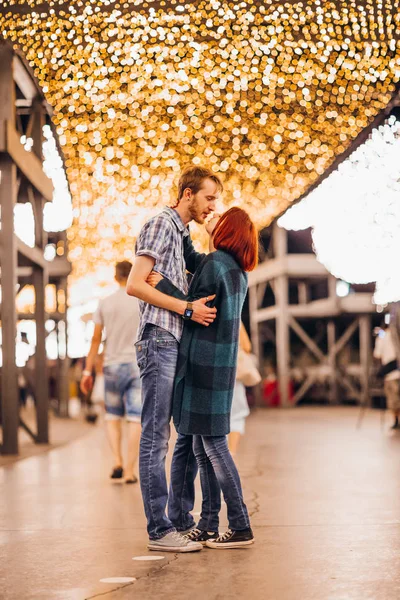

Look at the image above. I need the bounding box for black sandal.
[125,475,138,484]
[110,466,124,479]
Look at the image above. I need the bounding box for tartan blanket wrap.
[156,249,248,436]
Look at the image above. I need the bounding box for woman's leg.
[193,435,221,533]
[168,433,197,532]
[202,435,250,531]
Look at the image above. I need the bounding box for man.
[81,261,142,483]
[374,319,400,430]
[127,166,222,552]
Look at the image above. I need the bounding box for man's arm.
[80,323,103,395]
[127,256,216,326]
[184,216,219,274]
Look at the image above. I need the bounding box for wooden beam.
[249,284,261,363]
[56,277,70,418]
[340,293,375,314]
[289,315,326,363]
[275,273,290,407]
[17,237,47,269]
[327,320,339,405]
[254,306,279,323]
[292,373,317,405]
[12,55,37,100]
[33,265,49,444]
[6,120,53,201]
[249,254,329,286]
[48,258,72,278]
[0,156,19,455]
[359,315,372,407]
[332,318,360,357]
[290,298,340,318]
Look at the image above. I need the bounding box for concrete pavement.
[1,407,400,600]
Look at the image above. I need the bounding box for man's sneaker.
[148,531,203,553]
[179,525,197,535]
[184,527,219,545]
[205,528,254,549]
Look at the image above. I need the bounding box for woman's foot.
[205,528,254,549]
[125,475,138,484]
[110,466,124,480]
[184,527,219,545]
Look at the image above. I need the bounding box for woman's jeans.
[193,435,251,532]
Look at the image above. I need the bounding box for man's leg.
[124,367,142,481]
[126,422,141,480]
[385,379,400,429]
[106,418,123,469]
[136,328,178,540]
[168,433,198,532]
[103,365,125,476]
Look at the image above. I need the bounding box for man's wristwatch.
[182,302,194,321]
[82,370,92,377]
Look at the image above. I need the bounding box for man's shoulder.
[142,209,174,232]
[99,289,119,307]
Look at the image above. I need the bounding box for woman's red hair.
[212,207,259,272]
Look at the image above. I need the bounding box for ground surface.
[1,407,400,600]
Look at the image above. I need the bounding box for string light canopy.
[1,1,399,294]
[279,114,400,304]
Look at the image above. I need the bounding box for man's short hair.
[115,260,132,281]
[177,166,223,202]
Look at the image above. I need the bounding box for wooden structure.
[0,43,71,454]
[249,224,377,407]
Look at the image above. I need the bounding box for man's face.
[188,178,220,225]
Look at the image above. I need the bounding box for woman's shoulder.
[213,250,246,274]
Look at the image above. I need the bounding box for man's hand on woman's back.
[192,296,217,327]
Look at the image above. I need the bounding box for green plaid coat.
[156,249,248,436]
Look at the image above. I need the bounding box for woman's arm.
[239,322,252,353]
[183,236,207,275]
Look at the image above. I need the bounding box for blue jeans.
[168,433,198,532]
[103,362,141,422]
[135,325,179,540]
[193,435,251,531]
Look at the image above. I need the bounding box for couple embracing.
[127,166,258,552]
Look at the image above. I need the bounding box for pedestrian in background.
[374,319,400,430]
[81,261,142,483]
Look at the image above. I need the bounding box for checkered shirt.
[135,207,189,342]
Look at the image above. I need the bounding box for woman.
[148,207,258,549]
[229,323,252,457]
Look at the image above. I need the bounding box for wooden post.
[0,44,19,454]
[327,320,339,404]
[298,281,308,305]
[249,284,260,363]
[359,315,371,407]
[273,224,290,407]
[57,277,69,418]
[0,158,19,454]
[33,265,49,443]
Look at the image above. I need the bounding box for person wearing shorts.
[81,261,142,483]
[374,321,400,430]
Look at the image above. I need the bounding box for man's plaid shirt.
[135,207,190,342]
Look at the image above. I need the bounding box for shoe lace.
[218,529,233,542]
[185,528,202,541]
[171,531,191,545]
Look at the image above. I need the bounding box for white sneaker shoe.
[148,530,203,553]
